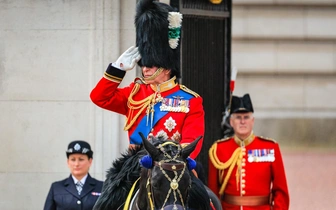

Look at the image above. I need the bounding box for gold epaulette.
[214,136,232,144]
[258,136,277,143]
[180,85,200,97]
[208,137,232,165]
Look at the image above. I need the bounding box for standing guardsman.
[208,94,290,210]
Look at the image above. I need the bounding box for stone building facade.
[232,0,336,148]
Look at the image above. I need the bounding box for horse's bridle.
[146,141,190,210]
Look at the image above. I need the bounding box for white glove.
[112,46,141,71]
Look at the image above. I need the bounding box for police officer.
[208,94,290,210]
[44,140,103,210]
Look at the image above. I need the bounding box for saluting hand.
[112,46,141,71]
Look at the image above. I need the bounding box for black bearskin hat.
[135,0,182,78]
[231,94,254,114]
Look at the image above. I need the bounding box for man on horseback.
[90,0,204,162]
[90,0,212,209]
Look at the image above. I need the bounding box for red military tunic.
[90,64,204,158]
[208,134,289,210]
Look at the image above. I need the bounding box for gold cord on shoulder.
[124,83,163,131]
[209,143,243,195]
[124,84,152,131]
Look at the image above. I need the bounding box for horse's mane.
[93,146,146,210]
[93,136,212,210]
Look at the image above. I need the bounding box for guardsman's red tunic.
[90,64,204,159]
[208,134,289,210]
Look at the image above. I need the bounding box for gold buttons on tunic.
[77,200,81,205]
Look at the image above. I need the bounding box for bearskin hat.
[135,0,182,78]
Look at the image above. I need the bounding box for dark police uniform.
[44,140,103,210]
[44,174,103,210]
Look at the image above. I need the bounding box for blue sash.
[129,89,193,144]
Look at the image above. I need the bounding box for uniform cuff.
[103,63,126,83]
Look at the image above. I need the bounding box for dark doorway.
[171,0,232,183]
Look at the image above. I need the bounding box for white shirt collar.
[72,174,88,185]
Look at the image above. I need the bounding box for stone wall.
[231,0,336,147]
[0,0,135,209]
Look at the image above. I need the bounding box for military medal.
[160,96,190,113]
[269,149,275,162]
[248,150,254,162]
[248,149,275,162]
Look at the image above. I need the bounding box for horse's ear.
[139,132,160,157]
[181,136,202,159]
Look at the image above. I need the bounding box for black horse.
[93,134,222,210]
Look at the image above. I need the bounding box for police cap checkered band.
[66,140,93,159]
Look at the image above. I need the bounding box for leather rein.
[145,142,189,210]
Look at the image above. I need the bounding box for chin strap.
[142,67,164,81]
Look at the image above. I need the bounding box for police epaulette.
[258,136,277,143]
[180,85,200,97]
[215,136,232,143]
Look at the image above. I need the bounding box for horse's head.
[138,133,201,210]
